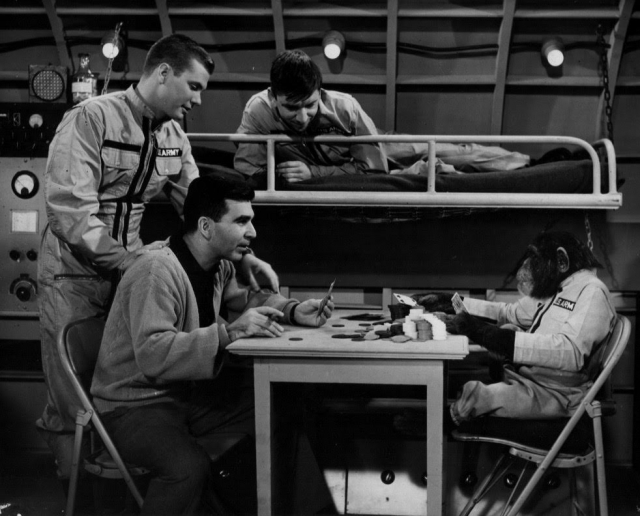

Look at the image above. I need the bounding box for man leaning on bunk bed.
[233,49,530,184]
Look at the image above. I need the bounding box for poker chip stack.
[423,313,447,340]
[415,319,433,341]
[399,307,425,340]
[402,319,418,340]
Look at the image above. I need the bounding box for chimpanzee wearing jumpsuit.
[451,269,616,423]
[37,85,198,478]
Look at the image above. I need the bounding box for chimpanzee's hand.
[445,312,482,336]
[412,292,456,314]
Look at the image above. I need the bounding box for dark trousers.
[102,367,255,516]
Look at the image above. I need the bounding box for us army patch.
[553,297,576,311]
[157,148,182,157]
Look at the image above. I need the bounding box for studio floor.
[1,449,640,516]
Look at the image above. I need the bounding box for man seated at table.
[416,230,616,425]
[91,173,334,515]
[233,49,529,184]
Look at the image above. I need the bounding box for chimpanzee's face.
[516,258,535,297]
[516,246,564,300]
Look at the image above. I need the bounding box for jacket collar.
[125,85,158,122]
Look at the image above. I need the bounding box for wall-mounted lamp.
[323,30,346,60]
[542,37,565,67]
[101,22,125,59]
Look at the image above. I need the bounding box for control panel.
[0,157,47,316]
[0,102,69,158]
[0,103,67,317]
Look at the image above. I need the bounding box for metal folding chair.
[57,316,147,516]
[451,314,631,516]
[58,316,252,515]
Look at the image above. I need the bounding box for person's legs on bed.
[380,130,530,172]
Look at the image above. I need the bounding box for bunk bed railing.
[187,133,621,210]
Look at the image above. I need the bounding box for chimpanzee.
[417,230,616,424]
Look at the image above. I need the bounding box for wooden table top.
[227,309,469,360]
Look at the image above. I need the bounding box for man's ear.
[157,63,171,84]
[198,216,212,237]
[557,246,570,274]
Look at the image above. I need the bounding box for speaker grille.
[29,65,67,103]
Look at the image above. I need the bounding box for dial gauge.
[11,171,39,199]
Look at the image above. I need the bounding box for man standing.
[91,174,333,514]
[38,34,278,500]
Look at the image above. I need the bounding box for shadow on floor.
[1,449,640,515]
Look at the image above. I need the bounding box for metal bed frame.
[187,133,621,210]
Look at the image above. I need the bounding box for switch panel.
[0,102,68,158]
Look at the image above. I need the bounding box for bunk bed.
[188,133,621,212]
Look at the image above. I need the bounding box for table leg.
[254,360,272,516]
[427,363,444,516]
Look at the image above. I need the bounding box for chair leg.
[66,410,90,516]
[570,468,580,516]
[459,452,513,516]
[91,415,145,508]
[592,415,608,516]
[501,461,532,516]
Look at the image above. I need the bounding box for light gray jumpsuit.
[37,85,198,476]
[452,269,616,422]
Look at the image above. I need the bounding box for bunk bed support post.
[267,138,276,192]
[427,139,436,193]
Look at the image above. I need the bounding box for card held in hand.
[452,292,468,314]
[317,279,336,321]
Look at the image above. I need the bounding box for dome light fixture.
[542,37,565,67]
[323,30,346,60]
[101,22,125,59]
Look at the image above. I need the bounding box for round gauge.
[11,171,39,199]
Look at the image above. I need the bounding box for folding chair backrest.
[58,316,147,515]
[57,316,105,412]
[583,314,631,406]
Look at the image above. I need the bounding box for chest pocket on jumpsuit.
[155,155,183,178]
[100,144,141,197]
[544,300,574,334]
[152,155,183,196]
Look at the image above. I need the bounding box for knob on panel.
[29,113,44,128]
[9,274,38,303]
[16,285,32,302]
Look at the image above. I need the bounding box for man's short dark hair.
[270,49,322,103]
[183,174,255,232]
[143,34,215,76]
